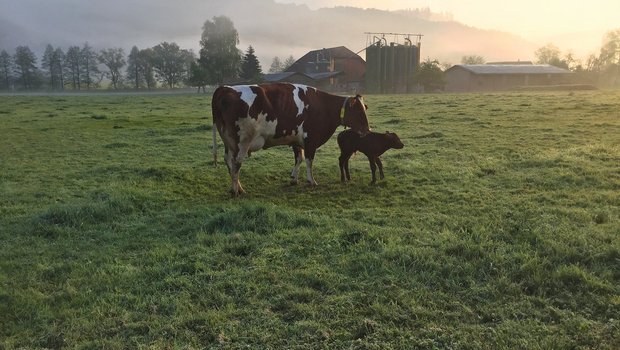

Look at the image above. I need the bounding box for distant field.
[1,90,618,349]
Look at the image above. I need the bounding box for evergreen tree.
[199,15,241,85]
[0,50,13,90]
[239,46,263,82]
[283,55,296,71]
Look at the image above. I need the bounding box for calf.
[337,129,404,183]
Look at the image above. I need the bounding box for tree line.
[0,15,296,92]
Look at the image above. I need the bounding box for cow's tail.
[212,123,217,166]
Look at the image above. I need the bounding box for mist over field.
[1,0,538,66]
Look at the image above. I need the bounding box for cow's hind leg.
[225,149,245,196]
[338,153,347,182]
[290,146,304,185]
[304,146,318,186]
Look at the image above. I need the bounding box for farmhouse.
[445,63,572,92]
[264,46,365,91]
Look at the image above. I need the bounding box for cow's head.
[385,131,405,149]
[342,95,370,136]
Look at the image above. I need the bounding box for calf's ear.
[364,104,369,110]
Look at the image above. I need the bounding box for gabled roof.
[449,64,570,75]
[263,71,342,83]
[263,72,301,82]
[286,46,363,73]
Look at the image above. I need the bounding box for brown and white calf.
[337,129,404,184]
[212,83,371,196]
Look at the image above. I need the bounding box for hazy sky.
[277,0,620,51]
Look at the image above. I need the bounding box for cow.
[212,83,371,196]
[337,129,404,184]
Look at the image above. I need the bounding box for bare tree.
[1,49,14,90]
[65,46,82,90]
[461,55,485,65]
[13,46,39,90]
[81,42,100,89]
[99,48,126,89]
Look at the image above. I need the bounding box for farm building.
[445,64,572,92]
[365,39,421,93]
[269,46,365,91]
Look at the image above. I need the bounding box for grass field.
[0,90,618,349]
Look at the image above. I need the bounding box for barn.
[273,46,365,91]
[445,63,572,92]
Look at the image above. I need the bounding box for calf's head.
[385,131,404,149]
[342,95,370,136]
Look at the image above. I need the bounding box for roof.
[449,64,570,75]
[286,46,363,73]
[263,71,342,83]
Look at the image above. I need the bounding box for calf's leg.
[376,157,385,180]
[368,156,377,184]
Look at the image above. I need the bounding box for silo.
[364,34,421,93]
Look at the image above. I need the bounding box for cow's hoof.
[290,178,298,185]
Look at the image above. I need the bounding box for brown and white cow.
[212,83,370,196]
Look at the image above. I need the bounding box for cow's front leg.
[290,146,304,185]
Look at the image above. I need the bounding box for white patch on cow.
[235,112,277,162]
[291,84,315,117]
[231,85,258,109]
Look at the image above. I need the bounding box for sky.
[1,0,618,68]
[277,0,620,55]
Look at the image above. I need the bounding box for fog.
[0,0,571,68]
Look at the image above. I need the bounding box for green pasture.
[0,90,618,349]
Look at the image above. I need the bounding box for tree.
[65,46,82,90]
[199,15,241,85]
[413,58,445,92]
[269,56,283,73]
[81,42,100,89]
[41,44,57,89]
[0,50,13,90]
[126,46,144,89]
[598,29,620,86]
[188,60,209,92]
[13,46,39,90]
[534,43,568,68]
[99,48,126,89]
[239,46,263,82]
[461,55,485,65]
[139,48,157,89]
[283,55,296,71]
[53,47,65,90]
[151,42,193,89]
